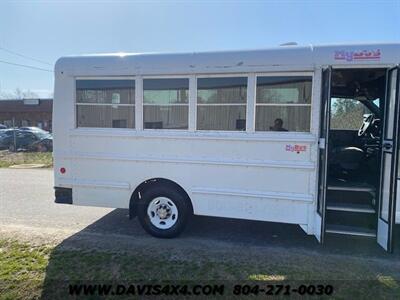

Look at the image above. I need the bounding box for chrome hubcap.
[147,197,178,229]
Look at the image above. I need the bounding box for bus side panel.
[193,193,311,224]
[68,133,317,229]
[73,186,130,208]
[53,74,75,189]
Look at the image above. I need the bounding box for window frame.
[195,73,249,132]
[254,72,314,134]
[75,76,136,130]
[73,72,314,135]
[142,75,191,131]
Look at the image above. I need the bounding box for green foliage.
[331,98,369,130]
[0,239,50,300]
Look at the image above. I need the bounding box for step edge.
[327,186,376,192]
[325,226,376,237]
[326,205,375,213]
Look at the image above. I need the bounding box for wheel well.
[129,178,193,219]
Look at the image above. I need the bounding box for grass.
[0,238,399,299]
[0,151,52,168]
[0,240,50,300]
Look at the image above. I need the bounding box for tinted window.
[256,77,311,104]
[197,77,247,104]
[77,80,135,104]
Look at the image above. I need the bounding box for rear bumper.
[54,187,72,204]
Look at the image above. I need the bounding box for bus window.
[255,76,312,132]
[143,78,189,130]
[197,77,247,131]
[76,79,135,128]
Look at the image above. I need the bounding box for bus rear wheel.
[137,184,191,238]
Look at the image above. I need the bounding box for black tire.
[137,184,191,238]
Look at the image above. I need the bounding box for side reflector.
[60,167,66,174]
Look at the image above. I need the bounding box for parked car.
[0,129,16,149]
[19,127,49,133]
[0,124,7,129]
[0,129,52,152]
[28,134,53,152]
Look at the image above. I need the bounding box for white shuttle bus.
[53,43,400,252]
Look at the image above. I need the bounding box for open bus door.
[377,66,400,252]
[316,66,332,243]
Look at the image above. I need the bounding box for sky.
[0,0,399,99]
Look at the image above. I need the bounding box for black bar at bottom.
[54,187,72,204]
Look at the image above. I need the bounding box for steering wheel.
[358,114,374,137]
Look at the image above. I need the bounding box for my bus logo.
[334,49,381,62]
[286,144,307,153]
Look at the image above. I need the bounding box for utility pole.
[12,117,17,152]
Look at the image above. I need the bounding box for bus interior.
[325,68,387,237]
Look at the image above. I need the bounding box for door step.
[327,189,375,206]
[327,179,376,193]
[326,202,375,213]
[327,184,375,193]
[325,224,376,237]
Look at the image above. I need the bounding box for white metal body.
[53,43,400,240]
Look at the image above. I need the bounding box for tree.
[331,98,368,130]
[0,88,39,100]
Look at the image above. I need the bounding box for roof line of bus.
[60,42,399,59]
[54,42,400,73]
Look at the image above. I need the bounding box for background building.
[0,99,52,131]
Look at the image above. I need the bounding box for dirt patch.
[9,163,46,169]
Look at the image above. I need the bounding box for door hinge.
[319,138,326,149]
[383,141,393,151]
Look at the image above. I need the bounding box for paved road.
[0,168,399,259]
[0,168,113,231]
